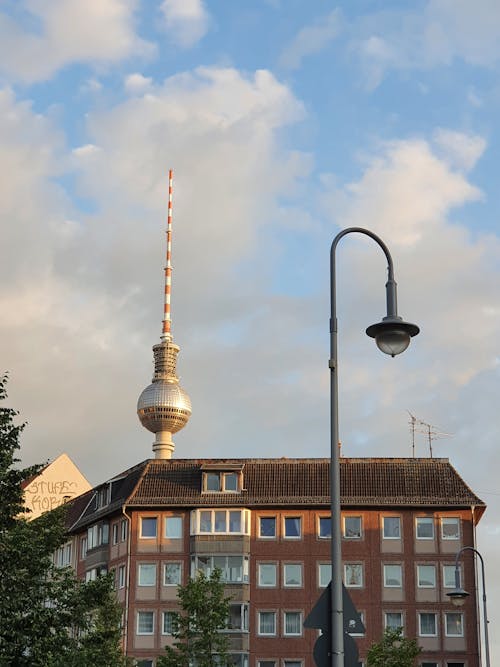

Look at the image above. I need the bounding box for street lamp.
[447,546,490,667]
[329,227,419,667]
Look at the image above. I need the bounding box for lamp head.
[366,316,420,357]
[446,587,470,607]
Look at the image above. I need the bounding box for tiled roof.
[68,457,485,531]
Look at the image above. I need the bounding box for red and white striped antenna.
[161,169,174,341]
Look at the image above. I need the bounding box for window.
[344,563,363,588]
[258,563,277,587]
[87,523,108,549]
[385,612,403,630]
[164,562,182,586]
[112,523,119,545]
[259,516,276,538]
[96,485,110,508]
[137,611,154,635]
[140,517,158,539]
[384,564,402,587]
[441,517,460,540]
[416,517,434,539]
[446,663,465,667]
[284,516,302,539]
[191,509,250,536]
[138,563,156,587]
[348,610,365,637]
[417,564,436,588]
[136,661,153,667]
[445,612,463,637]
[258,611,276,635]
[443,564,461,588]
[283,611,302,636]
[257,662,276,667]
[227,603,249,631]
[318,563,331,588]
[55,542,72,568]
[418,612,437,637]
[421,663,439,667]
[85,568,97,582]
[284,661,302,667]
[318,516,331,538]
[118,564,126,588]
[120,518,128,542]
[283,563,302,587]
[229,655,249,667]
[343,516,362,539]
[383,516,401,539]
[165,516,183,539]
[204,471,240,492]
[162,610,176,635]
[80,536,87,560]
[191,555,249,583]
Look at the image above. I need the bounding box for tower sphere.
[137,380,192,435]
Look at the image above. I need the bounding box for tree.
[366,627,421,667]
[158,568,232,667]
[0,373,130,666]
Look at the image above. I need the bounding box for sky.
[1,0,499,661]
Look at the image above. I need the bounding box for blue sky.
[1,0,499,661]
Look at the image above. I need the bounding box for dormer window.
[201,464,244,493]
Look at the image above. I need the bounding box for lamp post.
[447,546,490,667]
[329,227,419,667]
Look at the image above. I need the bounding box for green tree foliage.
[158,568,232,667]
[0,374,130,667]
[367,627,421,667]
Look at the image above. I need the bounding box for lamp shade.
[447,587,470,607]
[366,317,420,357]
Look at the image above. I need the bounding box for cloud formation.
[0,0,153,82]
[160,0,209,48]
[279,10,342,70]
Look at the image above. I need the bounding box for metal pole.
[454,547,490,667]
[329,227,397,667]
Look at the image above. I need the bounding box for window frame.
[444,612,464,637]
[384,611,403,631]
[283,516,302,540]
[165,516,183,539]
[191,554,249,583]
[163,561,182,586]
[137,563,157,587]
[440,517,460,540]
[259,516,277,539]
[137,610,155,635]
[258,562,277,588]
[382,516,401,539]
[318,515,331,539]
[344,563,363,588]
[283,611,303,637]
[417,564,437,588]
[318,562,331,588]
[140,516,158,539]
[418,612,438,637]
[343,515,362,539]
[416,517,435,540]
[257,610,277,636]
[162,610,176,635]
[191,509,250,536]
[227,603,249,632]
[443,564,461,589]
[383,563,403,588]
[283,563,303,588]
[118,564,126,589]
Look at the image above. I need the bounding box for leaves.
[158,569,232,667]
[366,627,421,667]
[0,374,130,666]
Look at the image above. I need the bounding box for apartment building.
[64,455,485,667]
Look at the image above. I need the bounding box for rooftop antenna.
[409,413,453,458]
[162,169,174,342]
[407,411,417,457]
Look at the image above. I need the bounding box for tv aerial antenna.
[407,411,453,458]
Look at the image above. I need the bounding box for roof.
[68,457,485,532]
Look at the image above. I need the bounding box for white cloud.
[353,0,500,87]
[160,0,209,48]
[0,0,154,83]
[432,129,487,172]
[279,10,342,70]
[124,72,153,94]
